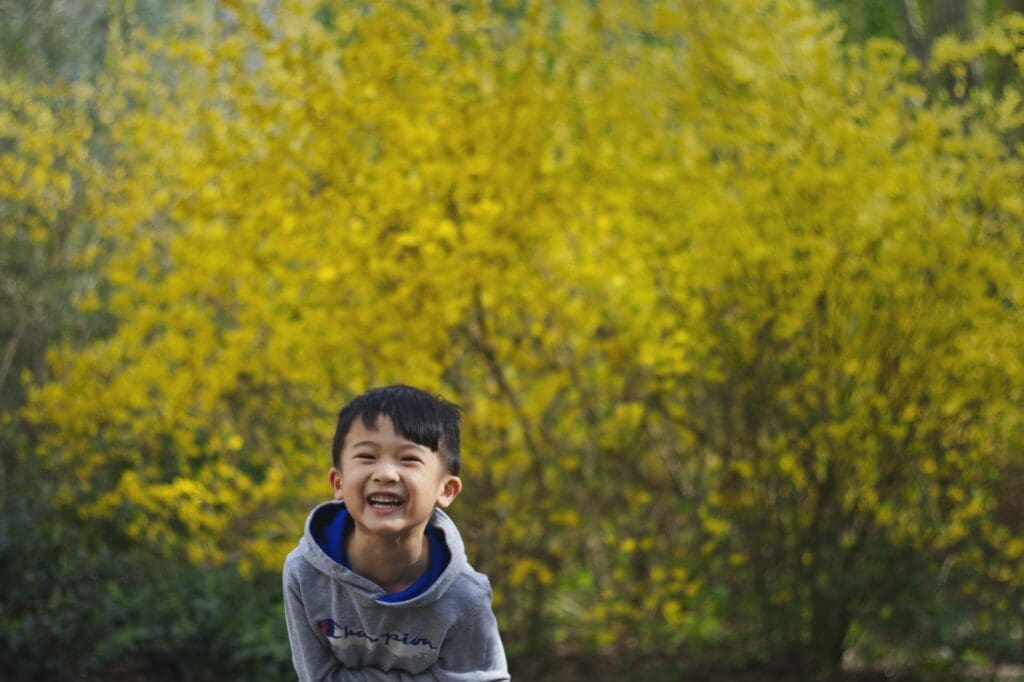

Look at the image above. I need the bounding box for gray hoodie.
[283,501,510,681]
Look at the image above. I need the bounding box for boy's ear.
[328,467,344,501]
[435,475,462,509]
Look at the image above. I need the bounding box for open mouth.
[367,494,403,509]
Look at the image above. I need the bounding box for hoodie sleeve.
[284,556,393,682]
[418,577,510,681]
[283,557,344,681]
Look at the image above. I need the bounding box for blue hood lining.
[310,503,450,603]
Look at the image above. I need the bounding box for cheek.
[404,472,433,493]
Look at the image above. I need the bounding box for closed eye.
[354,453,376,461]
[401,456,423,464]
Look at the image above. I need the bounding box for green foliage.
[0,461,290,680]
[815,0,904,42]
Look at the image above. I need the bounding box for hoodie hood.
[299,500,468,608]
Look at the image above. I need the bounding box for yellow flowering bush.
[18,0,1024,670]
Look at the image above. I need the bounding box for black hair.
[331,384,461,475]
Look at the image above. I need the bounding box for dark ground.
[78,665,1024,681]
[66,653,1024,681]
[510,652,1024,682]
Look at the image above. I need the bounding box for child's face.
[329,415,461,539]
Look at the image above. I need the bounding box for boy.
[283,385,510,681]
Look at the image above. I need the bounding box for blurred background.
[1,1,1023,680]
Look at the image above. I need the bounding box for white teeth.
[368,495,402,506]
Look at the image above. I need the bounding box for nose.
[371,461,399,483]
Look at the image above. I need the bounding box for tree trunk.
[927,0,971,40]
[898,0,930,67]
[809,590,852,674]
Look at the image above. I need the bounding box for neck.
[346,527,430,594]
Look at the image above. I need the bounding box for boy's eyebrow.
[348,440,430,451]
[397,443,431,453]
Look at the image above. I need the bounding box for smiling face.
[329,415,461,540]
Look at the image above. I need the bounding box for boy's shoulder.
[282,539,317,585]
[282,536,348,591]
[438,562,494,615]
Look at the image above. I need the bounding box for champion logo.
[318,619,438,650]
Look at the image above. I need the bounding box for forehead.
[342,414,431,450]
